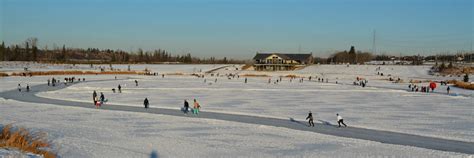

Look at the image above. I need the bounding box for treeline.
[0,38,246,64]
[425,53,474,62]
[325,46,373,64]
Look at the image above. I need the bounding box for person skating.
[336,113,347,127]
[118,84,122,93]
[100,92,105,104]
[193,99,201,115]
[245,78,247,83]
[306,111,314,127]
[144,98,149,109]
[94,97,100,108]
[92,90,97,104]
[17,84,21,92]
[429,82,436,92]
[183,100,189,114]
[447,86,450,94]
[47,79,50,86]
[135,80,138,86]
[26,84,30,92]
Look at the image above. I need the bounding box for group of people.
[112,84,122,93]
[17,83,30,92]
[142,98,202,116]
[92,90,106,108]
[408,82,437,93]
[306,111,347,128]
[354,77,368,87]
[317,78,328,83]
[47,77,85,87]
[181,99,201,115]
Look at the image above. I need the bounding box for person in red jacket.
[429,82,437,92]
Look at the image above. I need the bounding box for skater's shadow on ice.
[150,150,159,158]
[289,117,307,126]
[318,120,333,126]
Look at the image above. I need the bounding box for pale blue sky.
[1,0,473,58]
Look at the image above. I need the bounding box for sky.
[1,0,473,59]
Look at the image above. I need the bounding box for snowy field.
[0,99,470,158]
[1,63,473,157]
[0,61,224,74]
[34,65,474,142]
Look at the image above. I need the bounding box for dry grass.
[0,124,55,158]
[241,64,253,70]
[285,74,299,78]
[165,72,184,75]
[439,67,474,75]
[0,72,9,77]
[10,70,145,76]
[453,80,474,90]
[240,74,270,77]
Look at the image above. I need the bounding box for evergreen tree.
[0,41,4,61]
[348,46,356,64]
[138,48,144,62]
[61,44,67,61]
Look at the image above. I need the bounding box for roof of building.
[253,53,312,61]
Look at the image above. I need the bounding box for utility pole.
[298,44,302,53]
[470,39,473,65]
[372,29,376,56]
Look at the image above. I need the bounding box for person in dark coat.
[447,86,451,94]
[144,98,149,109]
[26,84,30,92]
[93,91,97,99]
[183,100,189,114]
[100,92,105,103]
[306,111,314,127]
[135,80,138,86]
[118,84,122,93]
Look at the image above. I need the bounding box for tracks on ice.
[1,78,473,154]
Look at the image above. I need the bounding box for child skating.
[306,111,314,127]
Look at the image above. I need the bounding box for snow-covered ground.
[35,73,474,142]
[0,99,470,157]
[0,148,42,158]
[1,63,473,157]
[0,61,225,74]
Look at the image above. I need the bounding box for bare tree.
[26,37,38,47]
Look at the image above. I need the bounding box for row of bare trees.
[0,38,245,64]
